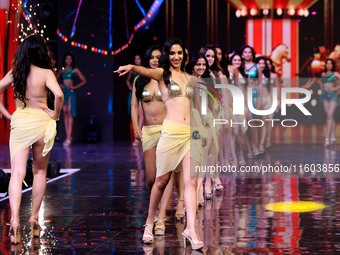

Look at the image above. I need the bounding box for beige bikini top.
[166,77,193,102]
[142,87,162,102]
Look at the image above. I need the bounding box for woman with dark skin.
[0,35,64,244]
[320,59,340,146]
[57,53,87,147]
[115,38,204,250]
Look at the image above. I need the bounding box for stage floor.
[0,142,340,254]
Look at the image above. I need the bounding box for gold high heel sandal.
[182,229,204,250]
[7,219,21,245]
[29,216,41,238]
[154,218,166,236]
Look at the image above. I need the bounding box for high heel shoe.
[205,192,212,200]
[142,223,154,244]
[259,144,265,154]
[29,216,41,238]
[175,200,185,220]
[63,139,72,147]
[154,218,166,236]
[331,138,336,145]
[7,219,21,245]
[324,138,330,147]
[182,229,204,250]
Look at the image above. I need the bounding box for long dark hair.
[256,56,271,90]
[62,53,76,69]
[266,58,276,73]
[159,38,187,87]
[199,45,225,77]
[186,54,210,78]
[135,45,162,100]
[12,34,53,107]
[239,45,256,62]
[230,53,247,78]
[325,58,336,72]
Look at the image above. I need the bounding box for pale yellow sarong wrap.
[190,108,207,165]
[156,119,190,177]
[142,125,162,152]
[10,107,57,161]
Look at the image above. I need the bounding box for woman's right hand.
[114,65,133,77]
[133,126,142,141]
[43,108,60,120]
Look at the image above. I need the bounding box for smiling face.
[242,47,253,61]
[193,58,207,77]
[169,44,183,69]
[205,49,215,67]
[257,59,266,71]
[325,60,334,72]
[65,55,73,67]
[231,55,242,69]
[149,49,161,69]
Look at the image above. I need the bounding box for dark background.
[36,0,340,142]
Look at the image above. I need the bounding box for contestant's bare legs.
[9,148,30,221]
[182,152,202,243]
[31,136,50,218]
[143,171,172,241]
[144,147,157,194]
[63,98,73,145]
[324,101,337,142]
[157,173,174,220]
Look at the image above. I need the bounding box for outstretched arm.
[114,65,163,82]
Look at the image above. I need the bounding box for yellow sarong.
[190,108,207,165]
[142,125,162,152]
[156,119,190,177]
[10,107,57,161]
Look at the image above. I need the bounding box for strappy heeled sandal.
[7,219,21,245]
[142,223,154,244]
[29,216,42,238]
[154,218,166,236]
[182,228,204,250]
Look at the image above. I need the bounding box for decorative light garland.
[57,0,164,56]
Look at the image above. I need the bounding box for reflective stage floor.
[0,142,340,254]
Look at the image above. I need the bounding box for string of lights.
[57,0,164,56]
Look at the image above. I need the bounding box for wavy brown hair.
[12,34,53,107]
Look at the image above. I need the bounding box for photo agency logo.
[198,79,312,128]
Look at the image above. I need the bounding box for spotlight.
[263,9,269,16]
[235,9,241,18]
[277,8,283,16]
[250,8,258,16]
[304,9,309,17]
[288,8,295,16]
[240,8,247,16]
[298,9,304,16]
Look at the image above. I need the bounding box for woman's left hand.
[114,65,133,77]
[43,109,59,120]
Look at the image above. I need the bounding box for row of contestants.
[115,40,278,250]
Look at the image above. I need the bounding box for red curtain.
[0,0,20,143]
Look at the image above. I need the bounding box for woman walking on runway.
[0,34,64,243]
[116,38,204,250]
[131,45,174,235]
[320,59,340,146]
[57,53,87,147]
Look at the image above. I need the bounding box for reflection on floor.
[0,142,339,254]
